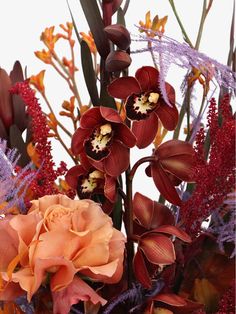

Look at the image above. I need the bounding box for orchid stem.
[129,156,156,180]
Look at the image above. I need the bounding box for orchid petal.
[152,225,192,243]
[104,175,117,203]
[71,128,91,155]
[80,107,103,129]
[104,141,130,177]
[65,165,87,190]
[133,249,151,288]
[151,163,182,206]
[135,66,159,91]
[158,140,195,159]
[115,123,136,148]
[100,106,123,123]
[140,233,175,265]
[107,77,141,99]
[156,101,178,131]
[132,113,159,148]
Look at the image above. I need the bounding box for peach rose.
[0,195,126,313]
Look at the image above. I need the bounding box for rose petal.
[140,233,175,265]
[152,225,192,243]
[52,276,106,314]
[107,76,141,99]
[133,249,151,288]
[151,163,182,206]
[104,141,130,177]
[153,293,187,306]
[100,106,123,123]
[132,113,159,148]
[115,123,136,148]
[135,66,159,91]
[71,128,91,155]
[80,107,103,129]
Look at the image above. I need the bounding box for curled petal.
[132,113,159,149]
[104,141,130,177]
[133,249,151,288]
[107,77,141,99]
[80,107,103,129]
[151,163,182,206]
[135,66,159,91]
[71,128,91,155]
[158,140,195,159]
[52,276,106,314]
[152,225,192,243]
[139,233,175,265]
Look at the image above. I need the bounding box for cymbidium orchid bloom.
[132,193,191,288]
[107,66,178,148]
[146,140,195,206]
[71,106,136,177]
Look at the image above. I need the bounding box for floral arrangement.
[0,1,235,314]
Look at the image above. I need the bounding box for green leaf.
[80,40,100,106]
[112,194,123,230]
[117,7,126,26]
[67,0,82,44]
[79,0,110,58]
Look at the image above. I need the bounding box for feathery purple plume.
[132,28,236,106]
[0,139,35,214]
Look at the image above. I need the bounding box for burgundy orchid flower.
[132,193,191,289]
[71,106,136,177]
[107,66,178,148]
[65,153,117,214]
[146,140,195,206]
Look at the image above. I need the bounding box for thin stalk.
[54,130,78,164]
[148,41,159,69]
[195,0,213,50]
[123,0,130,15]
[168,0,194,48]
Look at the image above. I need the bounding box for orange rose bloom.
[0,195,126,310]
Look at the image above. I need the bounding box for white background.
[0,0,234,198]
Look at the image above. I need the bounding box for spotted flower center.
[79,170,104,198]
[85,123,113,160]
[126,92,160,120]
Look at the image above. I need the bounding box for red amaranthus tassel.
[180,95,235,236]
[216,281,235,314]
[10,81,66,197]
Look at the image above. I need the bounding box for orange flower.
[0,195,125,311]
[80,31,97,54]
[40,26,60,50]
[139,11,168,37]
[34,49,52,64]
[30,70,46,94]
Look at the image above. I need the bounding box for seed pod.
[105,50,131,72]
[104,24,131,50]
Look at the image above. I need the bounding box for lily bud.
[105,50,131,72]
[104,24,131,50]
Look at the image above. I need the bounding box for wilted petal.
[107,77,141,99]
[104,141,130,176]
[135,66,159,91]
[80,107,103,129]
[151,163,182,206]
[71,128,91,155]
[133,249,151,288]
[152,225,192,243]
[52,276,106,314]
[116,123,136,148]
[139,233,175,265]
[153,293,187,306]
[65,165,87,190]
[132,113,159,148]
[160,154,194,181]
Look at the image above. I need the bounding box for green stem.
[195,0,213,50]
[168,0,194,48]
[148,41,159,69]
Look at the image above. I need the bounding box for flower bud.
[105,50,131,72]
[104,24,131,50]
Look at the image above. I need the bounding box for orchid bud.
[105,50,131,72]
[104,24,131,50]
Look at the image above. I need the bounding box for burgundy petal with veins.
[71,128,91,155]
[80,107,104,129]
[100,106,123,123]
[107,76,141,99]
[132,113,159,148]
[135,66,159,91]
[115,123,136,148]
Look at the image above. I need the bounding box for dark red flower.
[71,106,136,177]
[65,153,117,214]
[146,140,195,206]
[107,66,178,148]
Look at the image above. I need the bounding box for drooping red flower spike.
[107,66,178,148]
[146,140,195,206]
[71,106,136,177]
